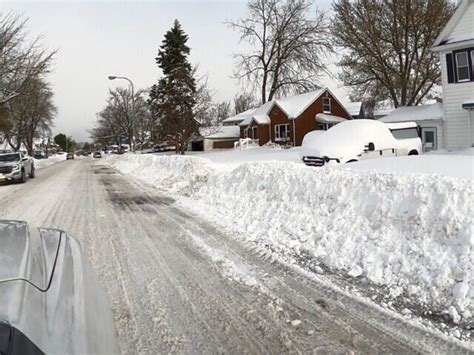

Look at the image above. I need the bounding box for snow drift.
[109,154,474,322]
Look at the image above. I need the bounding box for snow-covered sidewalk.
[107,149,473,332]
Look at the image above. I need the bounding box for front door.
[421,127,437,152]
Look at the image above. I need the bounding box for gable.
[433,0,474,49]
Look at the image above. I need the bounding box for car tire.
[29,166,35,179]
[408,150,419,156]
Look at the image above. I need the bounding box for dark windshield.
[390,128,419,139]
[0,153,20,163]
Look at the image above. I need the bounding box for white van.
[301,119,422,167]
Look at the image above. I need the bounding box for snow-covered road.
[0,159,470,353]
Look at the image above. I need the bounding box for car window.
[0,154,20,162]
[390,128,419,139]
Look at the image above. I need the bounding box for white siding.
[449,2,474,42]
[439,50,474,150]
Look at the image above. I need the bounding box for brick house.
[235,88,352,146]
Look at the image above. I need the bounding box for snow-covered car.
[0,152,35,183]
[301,119,422,167]
[66,153,74,160]
[93,151,102,158]
[0,220,119,354]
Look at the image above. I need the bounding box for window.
[390,127,419,140]
[455,52,470,81]
[421,127,437,152]
[323,97,331,113]
[274,124,289,141]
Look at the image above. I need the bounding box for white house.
[380,102,444,152]
[432,0,474,150]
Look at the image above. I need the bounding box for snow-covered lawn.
[107,148,473,331]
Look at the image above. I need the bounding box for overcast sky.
[1,0,334,141]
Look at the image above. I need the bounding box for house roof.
[239,87,355,127]
[380,103,444,123]
[275,89,325,118]
[432,0,474,50]
[239,101,274,126]
[205,126,241,139]
[222,108,256,124]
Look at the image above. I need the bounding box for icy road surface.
[0,159,469,354]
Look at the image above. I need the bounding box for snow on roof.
[275,89,325,118]
[239,100,274,126]
[315,113,347,124]
[222,108,256,124]
[343,101,362,116]
[432,0,474,49]
[205,126,241,139]
[380,103,443,123]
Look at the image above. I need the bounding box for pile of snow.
[190,146,301,171]
[34,155,66,169]
[108,150,474,323]
[110,154,212,195]
[343,155,473,180]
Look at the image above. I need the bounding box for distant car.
[93,151,102,158]
[0,220,119,354]
[0,152,35,183]
[33,153,46,160]
[301,119,422,167]
[152,144,166,152]
[66,153,74,160]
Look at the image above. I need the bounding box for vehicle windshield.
[390,128,419,139]
[0,153,20,163]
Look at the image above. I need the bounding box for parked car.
[33,153,46,160]
[152,144,166,152]
[66,153,74,160]
[301,119,422,167]
[0,152,35,183]
[0,220,119,354]
[93,151,102,158]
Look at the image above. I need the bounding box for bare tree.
[0,13,56,105]
[234,92,256,114]
[193,69,214,127]
[228,0,332,104]
[91,88,152,150]
[1,77,56,155]
[214,101,232,124]
[332,0,455,107]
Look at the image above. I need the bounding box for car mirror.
[22,157,28,161]
[364,142,375,151]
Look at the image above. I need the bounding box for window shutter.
[446,53,454,83]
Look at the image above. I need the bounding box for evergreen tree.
[148,20,197,154]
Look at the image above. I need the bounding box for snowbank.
[108,152,474,323]
[111,154,212,195]
[343,155,474,180]
[34,155,67,169]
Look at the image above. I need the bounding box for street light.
[108,75,136,152]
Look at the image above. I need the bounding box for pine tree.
[149,20,197,154]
